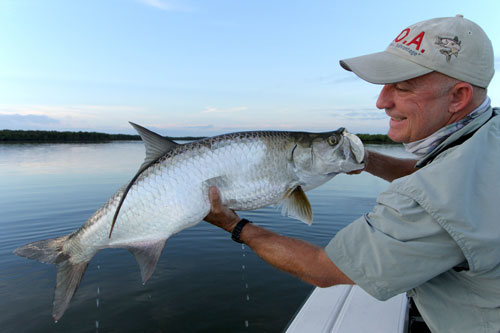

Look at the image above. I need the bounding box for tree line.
[356,133,396,144]
[0,130,204,143]
[0,129,395,144]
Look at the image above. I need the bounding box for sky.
[0,0,499,137]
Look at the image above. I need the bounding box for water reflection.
[0,142,144,175]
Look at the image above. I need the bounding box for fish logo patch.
[435,36,461,62]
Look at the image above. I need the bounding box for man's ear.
[448,82,474,114]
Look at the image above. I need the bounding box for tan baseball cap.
[340,15,494,88]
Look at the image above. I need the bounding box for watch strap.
[231,219,252,244]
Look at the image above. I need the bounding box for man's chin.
[387,131,407,144]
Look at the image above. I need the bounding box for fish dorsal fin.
[108,123,179,238]
[127,239,167,284]
[280,186,313,225]
[129,122,179,169]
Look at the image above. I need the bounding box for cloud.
[0,104,146,131]
[341,112,387,121]
[315,74,362,85]
[184,124,214,130]
[307,106,386,120]
[200,106,249,114]
[137,0,194,11]
[0,114,60,129]
[319,107,374,113]
[0,103,391,136]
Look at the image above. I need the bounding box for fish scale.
[13,122,364,321]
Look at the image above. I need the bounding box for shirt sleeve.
[325,190,465,301]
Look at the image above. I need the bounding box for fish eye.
[327,136,338,146]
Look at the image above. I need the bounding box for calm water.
[0,142,413,332]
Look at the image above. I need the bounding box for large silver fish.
[13,123,365,321]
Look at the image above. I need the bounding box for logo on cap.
[392,28,427,57]
[435,36,461,62]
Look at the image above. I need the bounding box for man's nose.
[376,84,395,110]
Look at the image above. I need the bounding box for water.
[0,142,413,332]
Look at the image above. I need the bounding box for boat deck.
[286,285,409,332]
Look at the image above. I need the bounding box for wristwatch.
[231,219,252,244]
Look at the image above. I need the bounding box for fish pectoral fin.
[129,122,179,169]
[280,186,313,225]
[127,239,167,284]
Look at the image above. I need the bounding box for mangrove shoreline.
[0,129,395,144]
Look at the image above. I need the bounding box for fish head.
[292,128,365,180]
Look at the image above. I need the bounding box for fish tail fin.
[14,235,91,322]
[53,260,89,322]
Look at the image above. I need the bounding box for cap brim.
[340,51,433,84]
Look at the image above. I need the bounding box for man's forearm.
[239,223,353,287]
[364,150,418,182]
[204,186,353,287]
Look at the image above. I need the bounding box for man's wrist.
[362,150,370,172]
[231,219,252,243]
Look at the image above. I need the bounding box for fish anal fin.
[127,239,167,284]
[280,186,313,225]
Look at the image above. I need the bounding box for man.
[205,15,499,332]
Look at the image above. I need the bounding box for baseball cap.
[340,15,494,88]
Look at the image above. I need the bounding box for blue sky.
[1,0,499,137]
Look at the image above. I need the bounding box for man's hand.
[204,186,241,233]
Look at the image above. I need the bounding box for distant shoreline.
[0,130,204,143]
[355,133,395,144]
[0,129,395,144]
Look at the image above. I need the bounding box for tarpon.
[435,36,461,62]
[13,122,365,321]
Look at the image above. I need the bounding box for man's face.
[376,72,456,143]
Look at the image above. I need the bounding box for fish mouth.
[343,130,365,164]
